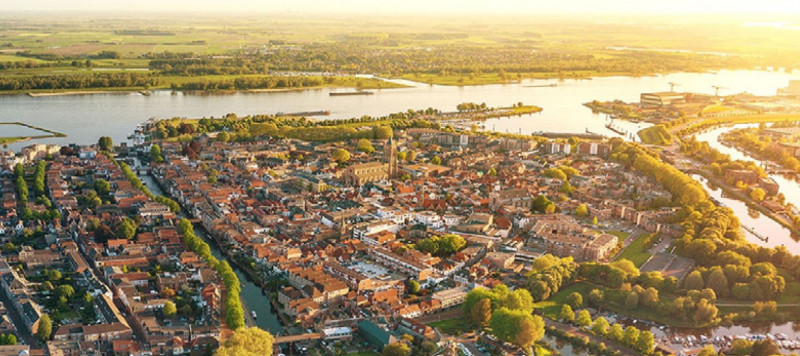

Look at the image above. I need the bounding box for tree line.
[0,72,159,91]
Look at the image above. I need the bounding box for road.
[0,287,36,346]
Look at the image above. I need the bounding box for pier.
[742,225,769,242]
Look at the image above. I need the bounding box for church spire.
[384,137,398,179]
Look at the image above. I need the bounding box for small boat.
[251,310,257,319]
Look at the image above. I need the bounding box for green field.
[2,14,798,92]
[533,282,597,319]
[614,233,656,267]
[638,125,673,145]
[427,317,475,335]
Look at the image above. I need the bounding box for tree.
[706,267,730,298]
[532,195,555,214]
[217,131,230,142]
[472,298,492,327]
[608,324,624,342]
[684,270,705,291]
[514,316,543,352]
[623,326,640,347]
[575,204,589,217]
[750,188,766,202]
[408,280,420,295]
[637,331,655,354]
[574,310,592,327]
[490,308,544,350]
[115,218,138,240]
[37,314,52,341]
[592,317,609,337]
[373,126,393,139]
[216,327,275,356]
[94,179,111,196]
[588,289,604,308]
[382,342,411,356]
[150,144,164,162]
[406,150,417,162]
[98,136,113,151]
[56,285,75,300]
[163,301,177,317]
[566,292,583,308]
[332,148,350,164]
[431,156,442,165]
[697,345,717,356]
[356,139,375,154]
[751,339,780,356]
[624,292,640,309]
[559,304,574,323]
[729,339,753,355]
[419,341,437,356]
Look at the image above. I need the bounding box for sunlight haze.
[8,0,800,14]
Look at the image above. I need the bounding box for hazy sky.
[7,0,800,15]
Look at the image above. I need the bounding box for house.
[432,286,470,309]
[358,320,396,351]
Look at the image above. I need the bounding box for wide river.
[1,70,797,152]
[4,69,800,349]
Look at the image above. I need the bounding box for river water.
[2,70,797,152]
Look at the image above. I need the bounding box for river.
[136,164,284,335]
[2,70,798,152]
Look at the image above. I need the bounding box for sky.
[6,0,800,15]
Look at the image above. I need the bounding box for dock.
[329,91,374,96]
[278,110,331,117]
[742,225,769,242]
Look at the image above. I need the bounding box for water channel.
[136,164,284,334]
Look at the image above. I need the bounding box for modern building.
[640,92,686,107]
[357,320,396,351]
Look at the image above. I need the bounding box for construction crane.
[711,85,727,97]
[668,82,680,92]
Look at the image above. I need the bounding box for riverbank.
[688,168,800,235]
[0,122,67,145]
[0,74,410,97]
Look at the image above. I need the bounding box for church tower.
[383,137,398,179]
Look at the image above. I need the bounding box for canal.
[693,125,800,251]
[135,161,284,334]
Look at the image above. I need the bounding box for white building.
[415,211,443,229]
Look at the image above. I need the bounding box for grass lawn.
[778,279,800,304]
[606,230,631,240]
[427,317,475,335]
[615,233,656,267]
[533,281,597,319]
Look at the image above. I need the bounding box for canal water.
[136,164,284,334]
[693,125,800,251]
